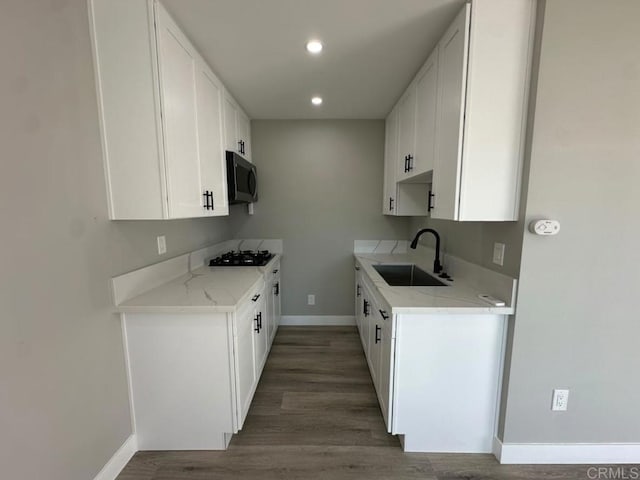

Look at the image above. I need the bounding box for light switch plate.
[157,235,167,255]
[493,243,505,266]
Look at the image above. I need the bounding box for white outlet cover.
[492,243,505,266]
[552,389,569,411]
[157,235,167,255]
[307,294,315,305]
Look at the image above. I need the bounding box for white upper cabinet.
[431,0,535,221]
[383,0,534,221]
[224,94,252,162]
[90,0,237,219]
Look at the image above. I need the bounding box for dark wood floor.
[117,326,595,479]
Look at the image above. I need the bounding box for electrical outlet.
[493,242,505,266]
[307,294,315,306]
[551,389,569,411]
[157,235,167,255]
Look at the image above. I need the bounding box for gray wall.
[231,120,410,316]
[0,1,234,479]
[409,217,524,278]
[500,0,640,443]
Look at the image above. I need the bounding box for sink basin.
[372,264,447,287]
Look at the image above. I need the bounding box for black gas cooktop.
[209,250,274,267]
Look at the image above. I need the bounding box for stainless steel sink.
[372,264,448,287]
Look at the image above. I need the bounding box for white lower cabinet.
[123,264,281,450]
[355,263,506,453]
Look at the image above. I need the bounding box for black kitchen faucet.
[410,228,443,274]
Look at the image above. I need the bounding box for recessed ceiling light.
[311,96,323,106]
[306,40,323,54]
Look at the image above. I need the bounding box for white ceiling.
[162,0,466,119]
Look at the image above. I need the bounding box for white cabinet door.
[382,108,399,215]
[360,286,371,353]
[270,275,281,344]
[265,261,280,346]
[378,305,394,431]
[237,110,252,161]
[156,4,204,218]
[253,293,268,375]
[223,94,239,155]
[236,304,256,428]
[414,48,439,176]
[431,4,471,220]
[369,302,383,393]
[195,65,228,216]
[397,85,417,180]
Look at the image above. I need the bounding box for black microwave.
[226,151,257,204]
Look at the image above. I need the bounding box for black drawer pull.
[379,309,389,320]
[375,325,381,344]
[356,284,361,297]
[274,282,279,296]
[252,294,260,302]
[254,315,260,333]
[363,299,369,316]
[273,269,279,274]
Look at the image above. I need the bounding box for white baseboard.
[493,437,640,464]
[93,434,138,480]
[280,315,356,326]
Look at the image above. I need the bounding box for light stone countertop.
[355,253,516,315]
[116,255,281,314]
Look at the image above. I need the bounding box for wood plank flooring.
[117,326,600,480]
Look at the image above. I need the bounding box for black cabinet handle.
[407,154,414,171]
[356,284,361,297]
[258,312,262,330]
[274,282,279,296]
[404,155,409,172]
[379,309,389,320]
[252,294,260,302]
[428,191,435,212]
[375,325,381,344]
[273,269,279,274]
[363,299,369,316]
[202,190,214,210]
[389,197,394,211]
[254,315,260,333]
[238,140,243,153]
